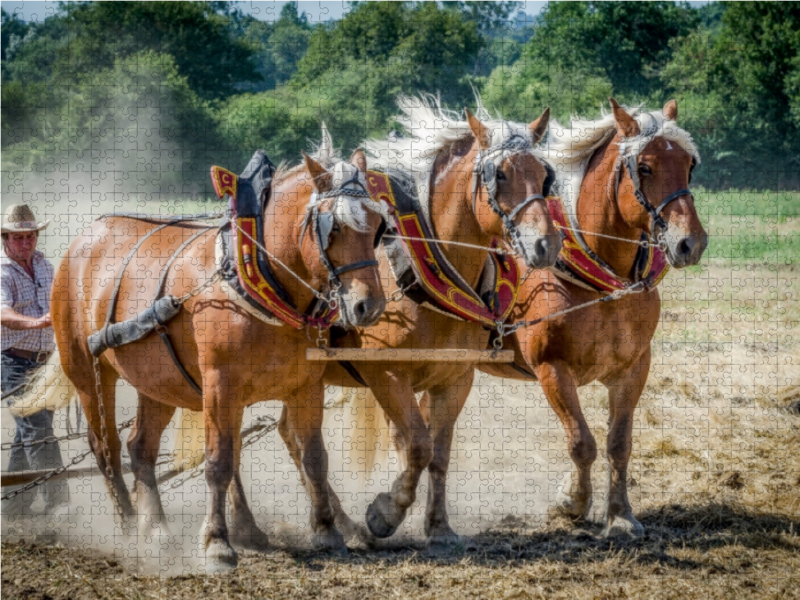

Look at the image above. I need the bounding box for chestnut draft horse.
[45,143,388,571]
[273,97,562,548]
[479,99,709,536]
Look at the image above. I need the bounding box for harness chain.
[1,418,135,501]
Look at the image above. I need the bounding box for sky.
[3,1,552,25]
[2,0,713,26]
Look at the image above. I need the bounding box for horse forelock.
[309,161,389,233]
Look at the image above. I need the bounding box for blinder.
[543,162,556,198]
[316,209,336,252]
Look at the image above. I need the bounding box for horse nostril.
[534,238,548,260]
[353,298,384,324]
[678,238,693,258]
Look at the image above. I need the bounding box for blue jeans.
[2,353,69,514]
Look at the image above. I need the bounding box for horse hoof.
[554,490,591,520]
[205,540,238,573]
[312,528,348,555]
[366,493,406,539]
[603,514,644,538]
[426,528,463,555]
[230,528,270,552]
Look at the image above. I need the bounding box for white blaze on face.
[331,162,370,232]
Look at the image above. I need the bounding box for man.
[2,203,68,515]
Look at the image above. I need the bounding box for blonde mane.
[544,106,701,219]
[365,94,545,207]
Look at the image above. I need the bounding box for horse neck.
[429,150,491,288]
[263,174,318,310]
[575,140,642,279]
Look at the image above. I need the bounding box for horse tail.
[171,408,206,472]
[324,386,393,475]
[8,350,78,417]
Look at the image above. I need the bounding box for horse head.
[610,98,708,268]
[464,107,562,269]
[300,149,388,329]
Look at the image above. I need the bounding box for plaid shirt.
[1,249,55,353]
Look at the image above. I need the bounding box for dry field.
[2,190,799,598]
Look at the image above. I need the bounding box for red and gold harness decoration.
[367,170,519,328]
[210,165,338,330]
[548,197,670,293]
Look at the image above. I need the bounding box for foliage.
[662,3,800,188]
[2,1,800,190]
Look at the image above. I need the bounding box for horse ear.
[528,107,550,145]
[465,108,492,150]
[609,98,640,138]
[303,151,331,192]
[663,99,678,121]
[350,148,368,173]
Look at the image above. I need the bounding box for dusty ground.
[2,191,799,598]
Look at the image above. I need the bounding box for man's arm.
[1,307,52,330]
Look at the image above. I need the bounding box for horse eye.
[639,164,653,177]
[496,170,507,182]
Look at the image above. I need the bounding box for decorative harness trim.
[367,170,519,328]
[212,164,339,330]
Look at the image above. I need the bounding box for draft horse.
[50,143,388,570]
[276,96,562,547]
[481,99,709,536]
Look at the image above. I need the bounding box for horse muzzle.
[340,293,386,329]
[516,225,562,269]
[664,229,709,268]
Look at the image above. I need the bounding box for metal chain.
[1,447,94,501]
[92,356,115,482]
[1,418,135,501]
[2,431,86,451]
[161,415,278,491]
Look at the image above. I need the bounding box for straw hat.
[1,204,51,234]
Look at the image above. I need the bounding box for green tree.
[662,3,800,188]
[53,1,260,99]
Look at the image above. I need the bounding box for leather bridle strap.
[471,135,546,264]
[619,153,692,239]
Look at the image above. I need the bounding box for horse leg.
[276,406,370,544]
[284,389,346,553]
[423,378,473,549]
[536,362,597,521]
[227,427,270,552]
[76,366,135,530]
[602,351,649,538]
[127,393,175,535]
[365,373,432,539]
[200,368,241,572]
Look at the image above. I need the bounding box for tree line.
[2,1,799,192]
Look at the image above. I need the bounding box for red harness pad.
[548,197,670,292]
[211,165,338,330]
[367,170,519,327]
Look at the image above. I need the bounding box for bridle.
[471,134,553,264]
[300,174,387,302]
[615,116,696,241]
